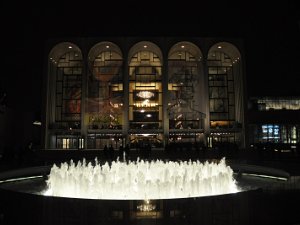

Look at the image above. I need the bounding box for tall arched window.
[208,51,235,127]
[48,43,83,149]
[168,42,205,143]
[86,42,123,149]
[207,42,242,144]
[128,42,163,147]
[55,51,83,125]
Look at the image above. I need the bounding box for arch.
[168,41,203,60]
[207,42,241,62]
[88,41,123,62]
[88,41,123,81]
[48,42,83,62]
[128,41,163,65]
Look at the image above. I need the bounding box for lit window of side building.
[248,96,300,148]
[43,38,246,150]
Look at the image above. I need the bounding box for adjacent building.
[248,96,300,149]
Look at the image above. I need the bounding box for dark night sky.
[1,1,300,114]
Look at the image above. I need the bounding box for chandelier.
[137,200,156,212]
[136,91,154,99]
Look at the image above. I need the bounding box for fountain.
[0,156,290,225]
[45,157,239,200]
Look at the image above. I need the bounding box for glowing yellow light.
[137,91,154,99]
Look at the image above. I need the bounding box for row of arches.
[49,41,241,65]
[46,40,244,149]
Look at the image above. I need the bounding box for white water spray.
[45,158,239,200]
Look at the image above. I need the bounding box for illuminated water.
[45,157,239,200]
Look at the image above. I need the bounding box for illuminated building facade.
[43,38,246,150]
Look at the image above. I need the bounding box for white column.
[162,51,169,147]
[123,51,129,144]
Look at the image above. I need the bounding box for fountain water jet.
[45,157,240,200]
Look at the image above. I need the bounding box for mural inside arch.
[55,51,83,123]
[64,84,81,114]
[168,45,203,131]
[86,50,123,129]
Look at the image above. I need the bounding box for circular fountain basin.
[0,159,290,225]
